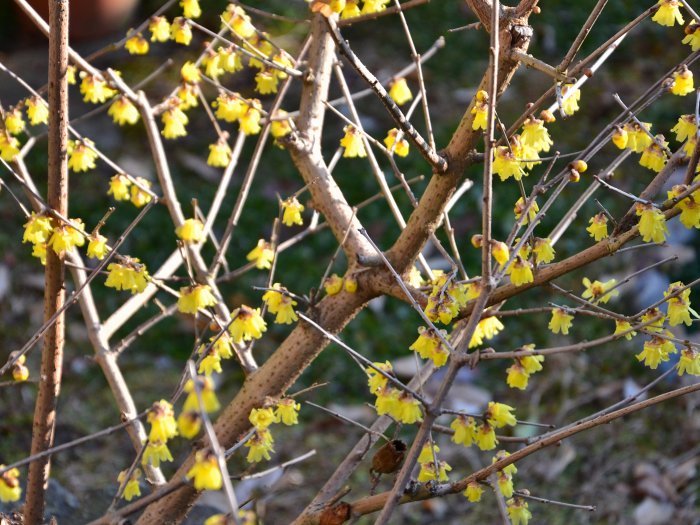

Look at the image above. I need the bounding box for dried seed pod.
[319,501,352,525]
[371,439,407,474]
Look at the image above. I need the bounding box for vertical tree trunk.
[24,1,69,523]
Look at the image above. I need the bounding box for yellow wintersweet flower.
[475,422,497,451]
[23,212,53,245]
[521,351,544,374]
[340,125,367,158]
[125,33,149,54]
[362,0,390,14]
[683,23,700,50]
[451,415,477,447]
[66,65,76,85]
[464,481,484,502]
[213,92,245,122]
[345,276,359,293]
[239,100,262,135]
[207,138,232,168]
[48,218,85,255]
[220,47,243,73]
[611,125,628,149]
[521,116,553,152]
[108,173,131,201]
[87,233,108,260]
[410,326,449,367]
[161,103,189,139]
[324,274,344,295]
[614,319,637,340]
[637,334,677,369]
[246,34,274,69]
[469,314,505,348]
[636,203,668,243]
[170,17,192,45]
[388,77,412,105]
[147,400,178,443]
[392,392,422,424]
[374,385,400,418]
[642,308,666,332]
[177,410,202,438]
[625,122,653,153]
[506,362,529,390]
[25,96,49,126]
[341,0,361,18]
[671,67,694,96]
[130,177,153,208]
[202,50,224,80]
[532,237,555,264]
[183,376,220,413]
[105,257,149,294]
[281,197,304,226]
[80,73,116,104]
[417,460,451,482]
[418,443,439,464]
[187,450,222,491]
[245,429,274,463]
[515,198,540,228]
[149,16,171,42]
[652,0,684,27]
[178,284,218,314]
[665,281,696,326]
[507,497,532,525]
[507,256,534,287]
[229,305,267,343]
[384,128,409,157]
[639,137,668,172]
[493,450,517,476]
[255,70,279,95]
[262,284,298,324]
[249,407,276,431]
[486,402,517,428]
[671,114,697,142]
[108,96,140,126]
[678,347,700,376]
[68,139,98,172]
[247,239,274,269]
[497,471,514,498]
[582,277,619,304]
[0,466,21,503]
[672,186,700,229]
[493,146,526,181]
[275,398,301,425]
[366,361,392,394]
[117,469,141,501]
[181,0,201,19]
[142,440,173,468]
[548,308,574,335]
[179,62,200,85]
[560,83,580,116]
[198,350,222,376]
[4,106,25,135]
[223,5,256,39]
[471,90,489,131]
[176,218,205,243]
[271,111,292,140]
[12,356,29,382]
[587,213,609,241]
[32,243,47,265]
[0,131,20,161]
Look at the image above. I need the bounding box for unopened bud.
[540,109,556,123]
[568,170,581,183]
[570,159,588,173]
[471,234,483,248]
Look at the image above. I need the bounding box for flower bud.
[570,159,588,173]
[471,234,483,248]
[539,109,556,123]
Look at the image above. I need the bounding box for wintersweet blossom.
[249,407,276,430]
[507,256,534,286]
[117,469,141,501]
[384,128,410,157]
[612,126,628,149]
[247,239,274,269]
[471,90,489,130]
[625,122,653,153]
[582,277,619,304]
[639,137,668,172]
[180,61,201,84]
[181,0,201,18]
[635,203,668,243]
[177,284,218,314]
[171,17,192,45]
[549,308,574,334]
[497,471,514,498]
[493,146,526,181]
[198,350,222,376]
[213,92,245,122]
[388,77,412,105]
[671,114,697,142]
[229,305,267,343]
[176,218,205,243]
[642,308,666,332]
[0,467,22,503]
[87,234,108,260]
[105,258,149,294]
[560,83,581,116]
[587,213,609,241]
[48,218,85,255]
[507,497,533,525]
[147,400,178,443]
[514,197,539,225]
[451,415,477,447]
[108,96,140,126]
[637,334,677,369]
[202,51,224,80]
[491,240,510,266]
[486,402,516,428]
[341,0,361,18]
[417,460,451,482]
[614,319,637,340]
[246,34,274,69]
[186,450,222,491]
[25,97,49,126]
[340,125,367,158]
[23,213,53,245]
[275,398,301,425]
[262,284,298,324]
[683,23,700,50]
[161,103,189,139]
[678,347,700,376]
[366,361,392,394]
[362,0,391,14]
[532,237,555,264]
[255,70,279,95]
[108,174,131,201]
[68,139,98,172]
[270,111,292,139]
[5,106,26,135]
[79,73,116,104]
[652,0,684,27]
[130,177,153,208]
[125,33,149,55]
[475,422,497,451]
[183,376,220,413]
[324,274,344,295]
[177,410,202,438]
[239,99,263,135]
[410,326,449,367]
[464,481,484,502]
[521,116,553,152]
[672,67,694,96]
[149,16,171,42]
[664,281,696,326]
[281,197,304,226]
[469,315,505,348]
[245,429,274,463]
[222,5,256,39]
[0,131,20,161]
[142,440,173,468]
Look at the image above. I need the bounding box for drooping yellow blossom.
[410,326,449,367]
[108,173,132,201]
[87,233,108,260]
[161,103,189,139]
[491,240,510,267]
[147,399,178,443]
[560,83,581,116]
[255,69,279,95]
[514,196,539,225]
[374,386,401,421]
[245,428,274,463]
[637,334,677,369]
[262,283,298,324]
[507,256,534,287]
[469,314,505,348]
[464,481,484,502]
[178,284,218,314]
[176,218,205,243]
[204,137,232,168]
[665,281,696,326]
[275,398,301,425]
[0,131,20,161]
[222,5,256,39]
[532,237,555,264]
[582,277,619,304]
[614,319,637,340]
[249,407,276,431]
[392,392,423,424]
[125,33,149,55]
[66,65,76,84]
[506,347,543,390]
[493,450,518,476]
[68,139,98,172]
[671,114,697,142]
[105,257,149,294]
[612,125,628,149]
[636,203,668,243]
[388,77,412,105]
[171,17,192,45]
[384,128,410,157]
[186,450,222,491]
[142,440,174,468]
[130,177,153,208]
[202,51,224,80]
[239,99,263,135]
[0,467,21,503]
[652,0,684,26]
[521,116,553,152]
[366,361,392,394]
[362,0,391,14]
[213,92,245,122]
[32,243,47,265]
[271,111,293,139]
[181,0,201,18]
[324,274,344,295]
[23,212,53,245]
[683,23,700,50]
[340,125,367,158]
[25,97,49,126]
[671,185,700,228]
[451,415,477,447]
[79,73,116,104]
[639,137,668,172]
[108,96,140,126]
[177,410,202,438]
[586,213,609,241]
[281,197,304,226]
[219,47,243,73]
[345,275,359,292]
[198,349,222,376]
[117,469,141,501]
[497,471,514,498]
[48,218,85,255]
[183,376,220,413]
[475,422,497,451]
[486,402,517,428]
[471,90,489,131]
[507,497,533,525]
[493,146,526,181]
[511,134,540,170]
[229,305,267,343]
[678,347,700,376]
[246,34,274,69]
[418,443,439,464]
[247,239,274,269]
[671,67,694,96]
[417,460,451,482]
[642,307,666,332]
[341,0,362,18]
[548,308,574,335]
[149,16,171,42]
[625,122,653,153]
